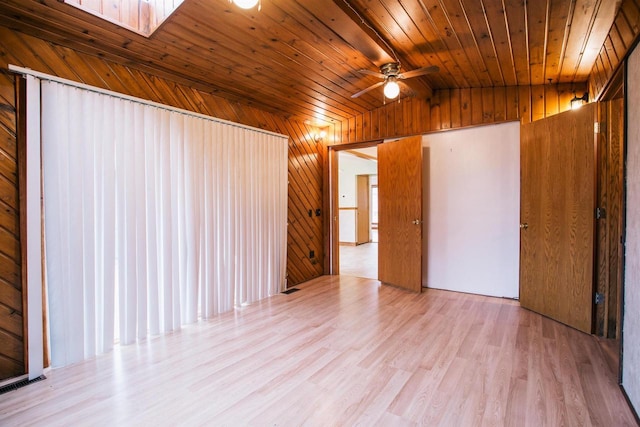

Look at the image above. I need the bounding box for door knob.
[412,219,422,225]
[520,223,528,230]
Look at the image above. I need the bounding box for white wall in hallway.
[338,152,377,207]
[338,151,377,244]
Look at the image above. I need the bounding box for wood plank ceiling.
[0,0,622,126]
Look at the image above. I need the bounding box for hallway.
[339,243,378,280]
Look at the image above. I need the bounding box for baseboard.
[339,242,357,246]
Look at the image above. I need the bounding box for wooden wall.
[335,84,586,144]
[596,98,625,338]
[0,69,23,381]
[0,25,327,381]
[589,0,640,100]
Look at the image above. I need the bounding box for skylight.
[64,0,184,37]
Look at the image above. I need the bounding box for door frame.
[325,140,381,275]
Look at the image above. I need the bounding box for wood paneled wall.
[336,84,586,144]
[0,69,23,380]
[0,24,325,340]
[589,0,640,100]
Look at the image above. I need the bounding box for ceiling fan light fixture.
[232,0,259,9]
[351,63,438,100]
[383,80,400,99]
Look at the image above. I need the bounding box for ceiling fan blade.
[357,69,386,79]
[351,81,385,98]
[398,65,440,79]
[398,80,416,97]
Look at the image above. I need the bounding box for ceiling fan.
[351,62,439,99]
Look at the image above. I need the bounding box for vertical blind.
[40,80,288,367]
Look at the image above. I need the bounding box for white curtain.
[40,80,287,367]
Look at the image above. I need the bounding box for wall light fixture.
[571,92,588,110]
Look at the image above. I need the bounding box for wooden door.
[378,136,422,292]
[595,99,625,338]
[356,174,370,244]
[520,104,596,333]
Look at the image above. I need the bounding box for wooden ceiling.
[0,0,621,125]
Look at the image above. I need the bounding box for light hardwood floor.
[339,242,377,280]
[0,275,637,426]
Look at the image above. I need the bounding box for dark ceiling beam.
[326,0,396,67]
[327,0,434,97]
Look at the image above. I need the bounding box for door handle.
[412,219,422,225]
[520,223,528,230]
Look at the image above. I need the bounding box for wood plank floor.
[339,242,377,279]
[0,275,637,426]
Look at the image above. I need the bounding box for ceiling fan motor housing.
[380,62,400,77]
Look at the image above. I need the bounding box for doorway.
[333,144,378,280]
[329,136,424,293]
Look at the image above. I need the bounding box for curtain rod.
[8,65,289,140]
